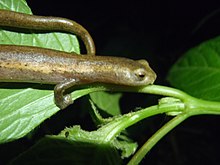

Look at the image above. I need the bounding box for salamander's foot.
[54,79,79,109]
[54,93,73,109]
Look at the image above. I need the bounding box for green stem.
[81,84,193,101]
[100,101,185,142]
[127,113,189,165]
[138,85,191,100]
[80,84,220,115]
[139,85,220,115]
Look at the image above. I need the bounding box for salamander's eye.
[134,68,147,81]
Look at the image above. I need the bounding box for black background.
[1,0,220,164]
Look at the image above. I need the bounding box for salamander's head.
[79,56,156,86]
[118,60,156,86]
[110,59,157,86]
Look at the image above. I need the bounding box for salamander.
[0,10,156,109]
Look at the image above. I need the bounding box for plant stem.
[82,84,220,115]
[127,113,189,165]
[139,85,220,115]
[83,84,192,101]
[100,101,185,142]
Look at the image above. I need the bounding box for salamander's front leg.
[54,78,79,109]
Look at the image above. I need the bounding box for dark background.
[1,0,220,164]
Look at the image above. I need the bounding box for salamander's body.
[0,45,156,85]
[0,45,156,109]
[0,9,156,109]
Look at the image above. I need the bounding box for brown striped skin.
[0,45,156,109]
[0,9,95,55]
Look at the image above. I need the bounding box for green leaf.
[167,36,220,101]
[60,125,137,158]
[90,92,122,116]
[0,0,30,13]
[0,84,55,142]
[9,136,122,165]
[0,1,80,52]
[112,134,138,159]
[0,0,80,143]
